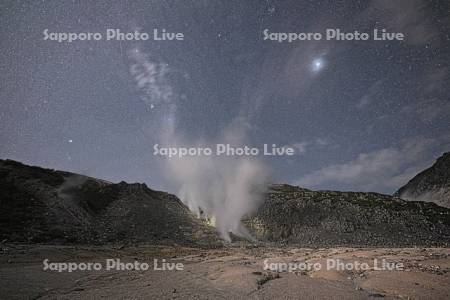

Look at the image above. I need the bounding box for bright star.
[311,58,325,73]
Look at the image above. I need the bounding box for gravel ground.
[1,243,449,299]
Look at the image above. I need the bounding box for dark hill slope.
[246,184,450,247]
[0,159,221,246]
[394,152,450,208]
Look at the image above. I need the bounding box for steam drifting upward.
[161,119,270,241]
[128,47,270,241]
[167,146,269,241]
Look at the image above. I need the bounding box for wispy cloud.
[127,47,178,135]
[127,47,175,109]
[297,136,448,193]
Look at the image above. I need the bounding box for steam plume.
[128,47,270,241]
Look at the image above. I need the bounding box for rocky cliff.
[394,152,450,208]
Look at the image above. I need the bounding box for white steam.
[169,154,269,241]
[163,126,270,241]
[128,47,270,241]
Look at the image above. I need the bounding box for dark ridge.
[245,184,450,247]
[0,159,222,246]
[394,152,450,208]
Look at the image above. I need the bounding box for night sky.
[1,0,449,194]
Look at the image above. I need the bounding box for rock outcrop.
[246,184,450,247]
[394,152,450,208]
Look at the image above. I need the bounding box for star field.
[0,0,449,193]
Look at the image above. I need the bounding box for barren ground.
[1,244,449,299]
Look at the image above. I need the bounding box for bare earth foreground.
[1,244,449,299]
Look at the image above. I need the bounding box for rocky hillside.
[245,184,450,247]
[2,159,450,247]
[0,159,221,246]
[394,152,450,208]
